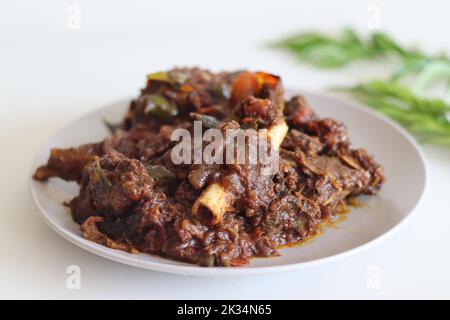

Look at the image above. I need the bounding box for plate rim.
[29,89,427,277]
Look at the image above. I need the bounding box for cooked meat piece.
[258,194,321,247]
[103,125,174,161]
[282,129,322,155]
[239,96,282,128]
[304,118,349,152]
[34,125,174,183]
[227,161,276,217]
[87,152,152,216]
[338,146,385,194]
[285,95,349,152]
[284,95,316,126]
[33,144,99,182]
[80,216,138,254]
[187,164,221,190]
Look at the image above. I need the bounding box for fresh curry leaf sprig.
[272,29,450,146]
[341,81,450,145]
[273,29,450,90]
[272,29,428,69]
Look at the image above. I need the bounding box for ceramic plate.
[29,90,427,276]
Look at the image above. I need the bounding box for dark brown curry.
[33,68,384,267]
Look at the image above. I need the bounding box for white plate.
[29,90,426,276]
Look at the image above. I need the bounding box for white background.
[1,0,449,299]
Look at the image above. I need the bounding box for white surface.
[0,0,449,298]
[29,92,426,276]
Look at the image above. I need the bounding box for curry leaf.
[341,81,450,145]
[144,164,176,183]
[143,94,178,121]
[272,29,450,146]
